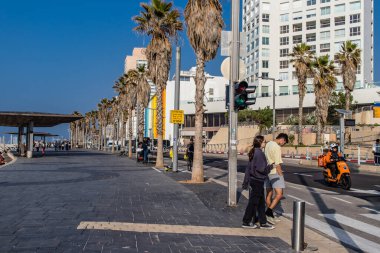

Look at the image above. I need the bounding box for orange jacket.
[324,151,343,164]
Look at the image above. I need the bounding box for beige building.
[124,48,148,73]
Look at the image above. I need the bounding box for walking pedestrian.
[186,138,194,171]
[264,133,288,224]
[373,139,380,165]
[242,136,274,229]
[142,138,149,164]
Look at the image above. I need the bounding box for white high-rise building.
[242,0,376,121]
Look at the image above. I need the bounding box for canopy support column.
[26,121,34,158]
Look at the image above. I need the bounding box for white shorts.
[264,174,285,189]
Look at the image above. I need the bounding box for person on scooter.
[324,143,344,178]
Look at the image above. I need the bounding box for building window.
[279,86,289,96]
[262,25,270,33]
[262,48,269,57]
[280,60,289,69]
[262,72,269,78]
[335,4,345,13]
[293,0,302,9]
[292,85,299,95]
[262,37,269,45]
[280,13,289,22]
[335,16,345,26]
[279,72,289,81]
[307,0,316,6]
[292,71,298,80]
[209,88,214,96]
[306,33,316,42]
[306,21,316,30]
[320,19,330,28]
[262,60,269,68]
[307,84,314,93]
[293,12,302,20]
[293,35,302,44]
[306,9,316,19]
[335,29,345,38]
[350,27,361,36]
[321,6,331,15]
[335,41,344,52]
[352,39,361,48]
[350,1,361,11]
[280,25,289,34]
[262,14,270,22]
[261,86,269,97]
[180,76,190,81]
[293,23,302,32]
[280,2,289,11]
[280,48,289,57]
[321,0,330,3]
[320,43,330,53]
[310,45,316,53]
[320,31,330,40]
[350,14,360,24]
[280,37,289,46]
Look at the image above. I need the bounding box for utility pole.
[173,47,181,172]
[228,0,240,206]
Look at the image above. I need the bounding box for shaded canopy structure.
[0,111,82,158]
[0,111,82,127]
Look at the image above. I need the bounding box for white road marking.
[350,188,380,195]
[361,207,380,214]
[320,214,380,238]
[293,172,313,177]
[331,196,352,204]
[360,213,380,222]
[305,215,380,253]
[286,194,315,206]
[151,167,162,173]
[282,213,380,252]
[288,185,302,190]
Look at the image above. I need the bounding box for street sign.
[344,119,355,127]
[170,110,184,124]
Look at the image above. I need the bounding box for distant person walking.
[186,138,194,171]
[264,133,288,224]
[242,136,274,229]
[373,139,380,165]
[142,138,149,164]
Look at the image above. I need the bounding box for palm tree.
[311,55,337,144]
[110,97,119,153]
[136,65,151,142]
[70,111,82,148]
[289,43,314,145]
[184,0,224,182]
[335,41,361,111]
[97,98,111,150]
[133,0,183,168]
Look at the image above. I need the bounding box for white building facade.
[165,67,229,144]
[242,0,376,120]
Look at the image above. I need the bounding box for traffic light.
[233,80,256,111]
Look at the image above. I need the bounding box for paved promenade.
[0,150,294,253]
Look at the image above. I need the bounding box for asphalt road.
[197,153,380,205]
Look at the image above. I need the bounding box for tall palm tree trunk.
[316,116,322,145]
[298,93,305,145]
[128,109,133,158]
[111,122,115,153]
[155,85,164,168]
[138,104,145,142]
[192,56,206,182]
[345,90,351,112]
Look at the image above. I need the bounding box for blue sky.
[0,0,378,139]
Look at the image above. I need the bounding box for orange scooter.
[318,156,352,190]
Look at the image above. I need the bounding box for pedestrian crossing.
[283,212,380,252]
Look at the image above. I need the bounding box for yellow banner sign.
[170,110,184,124]
[374,107,380,118]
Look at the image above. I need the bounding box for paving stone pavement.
[0,150,293,253]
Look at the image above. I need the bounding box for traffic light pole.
[173,47,181,172]
[228,0,240,207]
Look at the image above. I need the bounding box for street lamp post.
[258,77,282,139]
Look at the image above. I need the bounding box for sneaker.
[259,223,275,230]
[266,216,276,225]
[242,222,258,229]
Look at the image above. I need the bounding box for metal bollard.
[292,201,305,252]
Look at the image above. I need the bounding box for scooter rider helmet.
[330,143,338,151]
